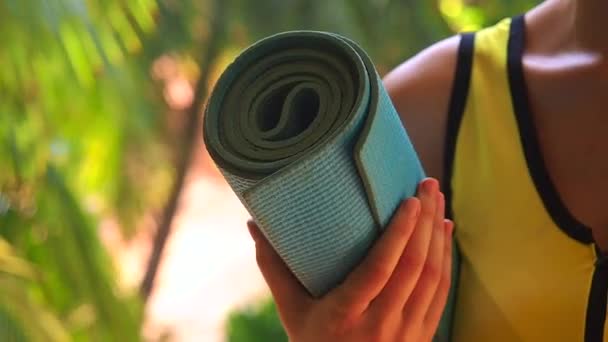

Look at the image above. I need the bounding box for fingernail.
[445,219,454,235]
[247,220,259,242]
[423,178,438,194]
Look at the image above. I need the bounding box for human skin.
[248,178,453,342]
[384,0,608,250]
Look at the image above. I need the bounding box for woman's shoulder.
[383,16,514,183]
[383,35,462,183]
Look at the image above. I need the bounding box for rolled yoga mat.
[203,31,425,297]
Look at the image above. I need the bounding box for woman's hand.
[247,178,453,342]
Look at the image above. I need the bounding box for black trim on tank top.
[438,31,475,342]
[586,246,608,342]
[443,32,475,220]
[506,15,593,244]
[508,14,606,342]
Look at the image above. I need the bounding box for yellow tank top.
[442,15,608,342]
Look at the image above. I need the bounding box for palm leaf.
[0,238,70,342]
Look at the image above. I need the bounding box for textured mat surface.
[203,31,425,297]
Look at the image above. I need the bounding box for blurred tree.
[140,0,226,299]
[0,0,163,338]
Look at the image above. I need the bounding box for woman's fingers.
[401,192,446,324]
[329,196,421,315]
[247,221,312,326]
[423,219,454,331]
[370,178,439,314]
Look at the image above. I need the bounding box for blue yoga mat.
[203,31,425,297]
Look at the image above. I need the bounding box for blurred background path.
[143,146,269,341]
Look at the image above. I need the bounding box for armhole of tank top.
[432,33,475,342]
[443,32,475,220]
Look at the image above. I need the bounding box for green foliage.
[0,0,168,239]
[227,0,451,74]
[1,0,167,339]
[226,300,288,342]
[0,306,29,342]
[440,0,540,31]
[0,237,70,341]
[1,0,231,337]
